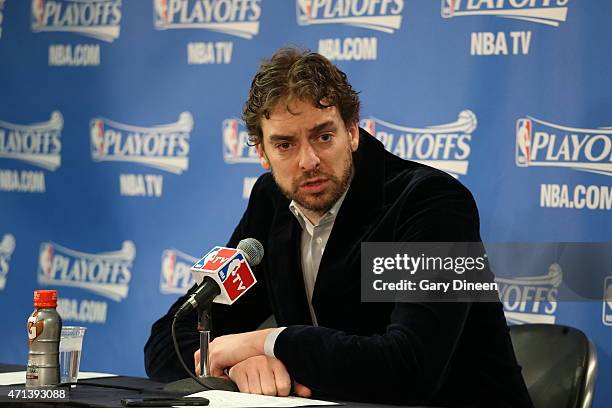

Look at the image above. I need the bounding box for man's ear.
[256,144,270,170]
[348,121,359,152]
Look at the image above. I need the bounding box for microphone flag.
[191,246,257,305]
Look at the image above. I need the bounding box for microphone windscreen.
[237,238,264,266]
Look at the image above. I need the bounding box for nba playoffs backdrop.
[0,1,611,405]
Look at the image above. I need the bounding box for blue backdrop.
[0,0,610,405]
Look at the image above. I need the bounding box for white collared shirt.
[288,190,347,326]
[263,190,348,357]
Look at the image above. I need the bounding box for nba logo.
[515,118,532,167]
[38,243,54,279]
[441,0,457,18]
[223,119,239,161]
[90,119,105,158]
[361,119,376,136]
[161,250,177,289]
[154,0,169,25]
[603,277,612,326]
[161,249,196,294]
[32,0,45,27]
[296,0,312,24]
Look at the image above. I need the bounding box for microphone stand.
[197,302,212,377]
[163,301,238,394]
[195,302,239,391]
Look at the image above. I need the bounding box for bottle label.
[25,364,38,380]
[27,311,44,344]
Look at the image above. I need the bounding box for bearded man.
[145,47,533,407]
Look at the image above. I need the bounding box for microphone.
[174,238,263,319]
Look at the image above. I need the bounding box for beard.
[271,147,354,216]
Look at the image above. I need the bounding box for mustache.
[291,170,340,194]
[295,170,337,185]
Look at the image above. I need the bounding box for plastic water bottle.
[26,290,62,387]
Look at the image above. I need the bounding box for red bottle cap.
[33,290,58,308]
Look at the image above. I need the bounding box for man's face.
[257,99,359,216]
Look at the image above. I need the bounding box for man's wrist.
[263,327,286,357]
[249,328,276,356]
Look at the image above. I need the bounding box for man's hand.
[206,329,274,377]
[193,330,312,398]
[229,355,312,397]
[230,355,290,396]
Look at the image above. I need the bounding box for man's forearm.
[208,328,278,376]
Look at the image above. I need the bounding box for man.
[145,48,533,407]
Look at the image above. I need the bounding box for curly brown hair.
[242,47,360,145]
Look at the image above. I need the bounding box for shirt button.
[315,237,323,245]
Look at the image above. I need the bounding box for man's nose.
[298,144,320,171]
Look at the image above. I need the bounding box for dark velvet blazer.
[145,130,533,407]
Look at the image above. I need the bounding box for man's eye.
[319,133,333,142]
[276,142,293,151]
